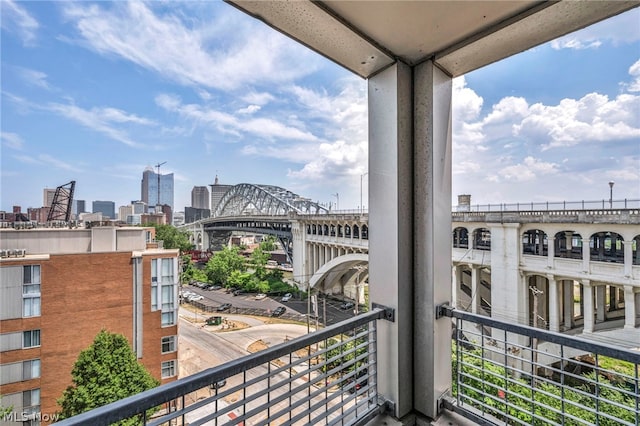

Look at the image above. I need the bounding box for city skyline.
[1,1,639,212]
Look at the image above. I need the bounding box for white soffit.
[228,0,639,78]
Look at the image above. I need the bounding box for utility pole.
[156,161,167,210]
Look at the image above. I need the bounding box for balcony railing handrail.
[55,308,386,426]
[440,304,640,364]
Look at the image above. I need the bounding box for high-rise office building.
[73,200,86,217]
[191,186,210,210]
[141,167,174,215]
[209,175,232,215]
[42,188,56,208]
[92,201,116,219]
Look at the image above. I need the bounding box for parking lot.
[180,285,362,326]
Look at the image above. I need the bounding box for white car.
[188,294,204,302]
[255,293,267,300]
[281,293,292,302]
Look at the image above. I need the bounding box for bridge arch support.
[308,253,369,297]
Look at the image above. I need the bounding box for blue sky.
[1,1,639,213]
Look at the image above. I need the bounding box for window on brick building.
[23,330,40,348]
[161,335,176,353]
[161,360,176,378]
[22,359,41,380]
[152,258,177,326]
[22,265,41,318]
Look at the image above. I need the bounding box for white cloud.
[242,92,275,106]
[61,1,321,92]
[550,8,640,50]
[155,93,319,142]
[1,132,24,150]
[498,156,559,182]
[514,93,640,149]
[550,38,602,50]
[237,105,261,114]
[13,152,80,172]
[0,0,39,46]
[626,59,640,92]
[46,103,155,148]
[452,77,485,145]
[17,68,52,90]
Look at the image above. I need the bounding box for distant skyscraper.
[191,186,210,209]
[73,200,86,216]
[209,175,232,215]
[43,188,56,207]
[92,200,116,219]
[141,167,174,212]
[119,205,133,221]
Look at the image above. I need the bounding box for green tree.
[251,247,270,280]
[259,235,277,252]
[153,224,193,252]
[57,330,159,424]
[205,246,246,286]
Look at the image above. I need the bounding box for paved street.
[181,285,362,326]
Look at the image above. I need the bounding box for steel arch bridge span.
[308,253,369,294]
[214,183,329,217]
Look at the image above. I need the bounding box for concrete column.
[547,274,560,332]
[624,285,638,329]
[452,265,461,308]
[623,241,633,277]
[547,237,555,268]
[369,60,452,419]
[609,285,618,312]
[582,280,594,333]
[563,280,573,330]
[471,265,480,314]
[596,285,606,323]
[582,238,590,272]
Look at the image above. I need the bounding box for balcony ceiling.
[227,0,639,78]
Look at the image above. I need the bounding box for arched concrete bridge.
[179,183,370,299]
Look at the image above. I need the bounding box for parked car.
[347,368,368,394]
[340,301,355,310]
[271,306,286,317]
[255,293,267,300]
[210,379,226,389]
[207,285,222,291]
[281,293,292,302]
[189,295,204,302]
[233,289,245,296]
[217,303,232,312]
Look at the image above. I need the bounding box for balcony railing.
[442,305,640,426]
[55,308,390,426]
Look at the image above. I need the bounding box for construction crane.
[47,180,75,222]
[155,161,166,208]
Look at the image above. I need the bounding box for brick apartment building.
[0,226,179,424]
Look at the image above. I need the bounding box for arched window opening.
[353,225,360,239]
[330,225,336,237]
[453,227,469,249]
[345,225,351,238]
[590,232,624,263]
[312,224,317,235]
[323,224,329,236]
[473,228,491,251]
[633,235,640,266]
[522,229,547,256]
[361,225,368,240]
[338,225,343,237]
[554,231,583,260]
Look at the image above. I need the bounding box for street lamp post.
[609,181,614,208]
[360,172,368,214]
